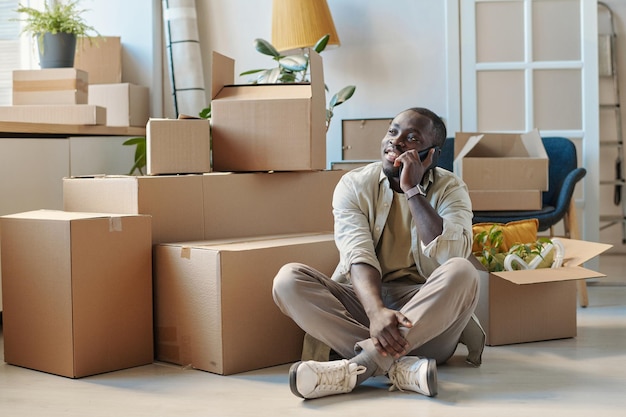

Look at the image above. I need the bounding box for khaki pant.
[273,257,483,375]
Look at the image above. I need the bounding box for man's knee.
[272,262,307,301]
[443,257,479,291]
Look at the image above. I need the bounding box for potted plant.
[240,34,356,131]
[13,0,100,68]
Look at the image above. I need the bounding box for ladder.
[598,2,626,244]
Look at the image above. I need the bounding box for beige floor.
[0,254,625,417]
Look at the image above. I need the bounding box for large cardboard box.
[63,170,346,244]
[154,233,338,375]
[0,104,106,125]
[88,83,149,127]
[473,238,612,346]
[62,174,205,244]
[0,210,153,378]
[74,36,122,84]
[210,50,326,172]
[146,118,211,175]
[12,68,88,105]
[454,130,549,192]
[201,170,345,240]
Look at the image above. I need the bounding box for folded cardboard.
[154,233,338,375]
[12,68,88,105]
[74,36,122,84]
[0,104,106,125]
[88,83,149,127]
[470,189,543,211]
[63,170,345,244]
[146,117,211,175]
[473,238,612,346]
[342,118,393,160]
[63,174,205,244]
[211,49,326,171]
[454,130,549,191]
[0,210,153,378]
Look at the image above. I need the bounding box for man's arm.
[350,262,413,358]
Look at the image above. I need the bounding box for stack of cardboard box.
[58,49,344,376]
[0,36,149,127]
[74,36,149,127]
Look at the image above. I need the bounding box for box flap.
[211,51,235,99]
[520,129,548,159]
[453,134,482,177]
[492,265,606,285]
[557,238,613,266]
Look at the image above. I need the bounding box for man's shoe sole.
[289,361,305,398]
[426,359,438,397]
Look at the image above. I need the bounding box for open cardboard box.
[210,49,326,172]
[454,130,549,192]
[473,238,612,346]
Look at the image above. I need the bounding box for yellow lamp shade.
[271,0,340,52]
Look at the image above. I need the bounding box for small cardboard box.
[470,189,543,211]
[88,83,149,127]
[12,68,88,105]
[0,104,106,125]
[473,238,612,346]
[146,117,211,175]
[63,174,205,244]
[0,210,153,378]
[342,118,393,160]
[454,130,549,191]
[154,233,338,375]
[74,36,122,84]
[210,50,326,172]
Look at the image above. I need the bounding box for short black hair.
[406,107,447,147]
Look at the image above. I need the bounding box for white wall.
[195,0,450,166]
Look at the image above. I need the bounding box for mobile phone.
[418,146,441,171]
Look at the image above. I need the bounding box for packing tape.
[13,79,88,93]
[109,217,123,232]
[180,246,191,259]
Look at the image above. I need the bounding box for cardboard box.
[0,210,153,378]
[63,174,206,244]
[201,170,345,240]
[154,233,338,375]
[74,36,122,84]
[210,50,326,171]
[454,130,549,191]
[342,118,393,160]
[13,68,88,105]
[146,118,211,175]
[0,104,106,125]
[88,83,149,127]
[473,238,612,346]
[63,170,345,244]
[470,189,543,211]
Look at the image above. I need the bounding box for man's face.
[380,110,436,179]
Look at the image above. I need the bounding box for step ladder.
[598,2,626,244]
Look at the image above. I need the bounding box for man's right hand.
[368,307,413,358]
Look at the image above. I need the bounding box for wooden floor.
[1,254,625,417]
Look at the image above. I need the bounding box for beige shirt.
[331,162,474,283]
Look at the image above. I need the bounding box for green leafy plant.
[239,34,355,131]
[123,106,212,176]
[13,0,100,50]
[473,225,554,272]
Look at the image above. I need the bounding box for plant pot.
[38,32,77,68]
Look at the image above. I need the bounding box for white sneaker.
[388,357,438,397]
[289,359,367,399]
